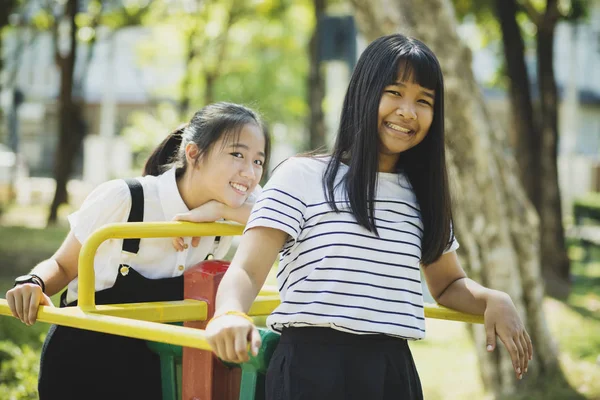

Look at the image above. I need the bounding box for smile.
[385,122,414,135]
[230,182,248,194]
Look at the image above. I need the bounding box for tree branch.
[519,0,542,26]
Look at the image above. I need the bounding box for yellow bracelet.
[207,311,254,328]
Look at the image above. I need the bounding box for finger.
[524,330,533,362]
[500,336,521,378]
[223,333,240,363]
[174,212,192,222]
[192,237,201,248]
[174,237,185,252]
[40,293,54,307]
[6,292,18,319]
[519,334,530,373]
[485,322,496,352]
[250,327,262,356]
[28,292,40,324]
[13,292,24,322]
[234,329,250,363]
[513,335,525,379]
[209,338,225,362]
[22,292,33,325]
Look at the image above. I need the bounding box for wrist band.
[30,274,46,293]
[207,310,254,328]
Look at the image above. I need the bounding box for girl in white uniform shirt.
[5,102,270,400]
[202,35,533,399]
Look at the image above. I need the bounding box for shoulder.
[84,178,131,204]
[270,156,327,181]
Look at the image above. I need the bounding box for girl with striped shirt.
[203,34,533,399]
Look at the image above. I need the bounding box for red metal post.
[182,260,241,400]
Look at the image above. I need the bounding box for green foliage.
[0,224,69,278]
[573,192,600,221]
[450,0,590,89]
[136,0,311,120]
[121,103,183,170]
[0,339,41,400]
[122,0,313,166]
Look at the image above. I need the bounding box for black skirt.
[265,327,423,400]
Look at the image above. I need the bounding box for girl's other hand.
[205,314,262,364]
[6,284,55,326]
[171,201,225,251]
[484,291,533,380]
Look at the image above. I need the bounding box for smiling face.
[184,123,266,209]
[377,70,435,172]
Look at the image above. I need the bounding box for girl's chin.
[223,197,247,209]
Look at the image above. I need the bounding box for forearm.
[213,227,285,316]
[30,258,73,297]
[214,267,263,315]
[221,202,254,225]
[436,277,501,315]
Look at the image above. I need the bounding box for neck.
[378,153,400,173]
[176,168,209,210]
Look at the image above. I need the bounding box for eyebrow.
[228,143,266,158]
[392,81,435,100]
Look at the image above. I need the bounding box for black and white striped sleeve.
[244,158,308,242]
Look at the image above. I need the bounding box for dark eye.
[386,90,401,96]
[418,99,432,106]
[254,159,264,166]
[230,152,243,158]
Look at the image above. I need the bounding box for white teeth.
[386,122,411,133]
[230,182,248,193]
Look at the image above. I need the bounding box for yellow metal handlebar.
[77,221,244,309]
[0,221,483,352]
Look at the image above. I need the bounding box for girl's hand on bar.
[205,314,261,364]
[484,291,533,380]
[6,284,55,326]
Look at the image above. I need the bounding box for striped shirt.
[245,157,458,340]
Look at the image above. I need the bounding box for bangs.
[389,50,440,92]
[215,123,244,152]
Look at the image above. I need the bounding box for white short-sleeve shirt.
[245,157,458,340]
[65,167,259,304]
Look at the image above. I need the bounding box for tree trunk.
[308,0,326,150]
[349,0,576,397]
[536,1,571,298]
[48,0,82,225]
[494,0,541,212]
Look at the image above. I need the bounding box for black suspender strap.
[123,178,144,254]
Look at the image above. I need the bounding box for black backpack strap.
[123,178,144,254]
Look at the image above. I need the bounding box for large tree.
[452,0,587,298]
[349,0,580,398]
[47,0,80,224]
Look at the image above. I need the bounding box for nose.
[239,159,256,180]
[395,102,417,120]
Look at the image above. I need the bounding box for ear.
[184,143,200,166]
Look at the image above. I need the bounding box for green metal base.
[147,326,280,400]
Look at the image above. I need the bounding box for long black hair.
[143,102,271,177]
[323,33,453,265]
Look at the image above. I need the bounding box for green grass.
[0,225,69,279]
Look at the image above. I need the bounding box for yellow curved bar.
[424,303,483,324]
[77,221,245,309]
[0,299,213,350]
[248,296,484,324]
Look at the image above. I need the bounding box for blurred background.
[0,0,598,399]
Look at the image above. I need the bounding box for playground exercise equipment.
[0,221,484,399]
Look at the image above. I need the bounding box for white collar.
[157,167,190,221]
